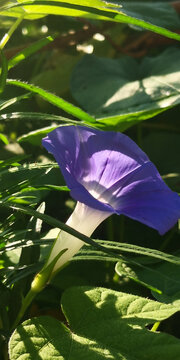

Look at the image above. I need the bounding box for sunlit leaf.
[71,48,180,131]
[1,0,180,41]
[9,287,180,360]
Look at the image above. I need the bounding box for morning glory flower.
[42,125,180,274]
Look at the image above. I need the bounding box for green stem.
[11,288,36,331]
[151,321,160,332]
[0,14,24,50]
[11,272,47,331]
[11,249,67,330]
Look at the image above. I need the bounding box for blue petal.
[112,162,180,234]
[42,125,148,199]
[42,125,180,234]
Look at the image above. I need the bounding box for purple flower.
[42,125,180,273]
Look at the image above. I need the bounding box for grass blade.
[7,79,96,123]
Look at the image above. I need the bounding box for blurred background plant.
[0,1,180,359]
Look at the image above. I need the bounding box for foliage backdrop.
[0,1,180,359]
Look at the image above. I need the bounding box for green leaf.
[2,199,180,267]
[0,111,80,124]
[12,113,84,145]
[116,256,180,303]
[71,48,180,131]
[17,123,83,145]
[0,36,55,75]
[75,240,180,266]
[0,132,8,144]
[73,245,122,263]
[116,254,180,308]
[18,202,45,267]
[7,78,96,123]
[18,125,59,145]
[0,202,125,258]
[1,1,180,41]
[115,259,164,294]
[126,252,180,305]
[9,287,180,360]
[120,1,180,30]
[32,51,82,98]
[0,93,32,112]
[0,155,28,168]
[7,35,55,70]
[0,162,63,207]
[153,256,180,299]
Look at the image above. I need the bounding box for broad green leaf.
[9,287,180,360]
[120,1,180,30]
[0,1,44,20]
[71,48,180,131]
[7,79,96,123]
[153,291,180,310]
[116,258,180,305]
[32,52,82,98]
[153,258,180,299]
[1,1,180,41]
[115,259,165,294]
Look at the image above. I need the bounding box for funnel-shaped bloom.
[42,125,180,273]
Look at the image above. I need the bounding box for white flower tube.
[46,202,111,276]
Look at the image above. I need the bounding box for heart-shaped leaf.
[71,48,180,131]
[9,286,180,360]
